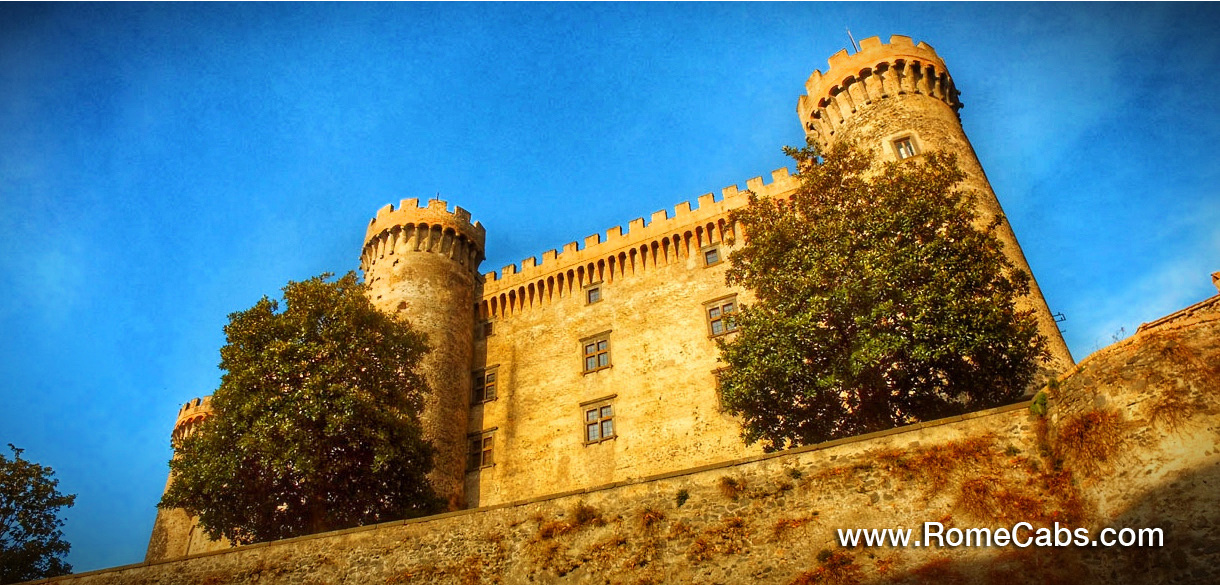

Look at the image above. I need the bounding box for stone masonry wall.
[466,172,800,509]
[35,294,1220,585]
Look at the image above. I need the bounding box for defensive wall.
[142,34,1087,564]
[41,291,1220,584]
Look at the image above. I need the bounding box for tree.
[716,143,1048,451]
[159,272,440,545]
[1,445,75,584]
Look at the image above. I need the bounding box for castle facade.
[146,35,1073,561]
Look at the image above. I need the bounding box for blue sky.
[1,3,1216,573]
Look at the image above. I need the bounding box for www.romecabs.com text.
[837,522,1163,548]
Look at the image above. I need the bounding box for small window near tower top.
[894,137,918,159]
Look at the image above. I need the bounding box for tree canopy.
[1,445,75,584]
[159,272,440,545]
[716,143,1048,451]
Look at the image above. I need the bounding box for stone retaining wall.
[32,296,1219,585]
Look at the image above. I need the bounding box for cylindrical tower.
[361,198,485,509]
[797,34,1074,376]
[146,397,228,561]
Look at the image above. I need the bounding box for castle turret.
[361,198,486,509]
[797,35,1074,375]
[146,397,228,561]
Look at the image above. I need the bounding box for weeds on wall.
[772,512,818,539]
[717,475,747,500]
[1143,339,1217,431]
[789,550,862,585]
[1054,408,1126,478]
[686,516,747,562]
[532,501,604,542]
[1145,381,1196,432]
[638,506,665,530]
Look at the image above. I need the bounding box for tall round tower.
[360,198,485,509]
[797,34,1074,375]
[146,397,228,561]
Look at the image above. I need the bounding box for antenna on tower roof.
[846,27,859,53]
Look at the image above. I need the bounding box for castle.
[145,35,1074,562]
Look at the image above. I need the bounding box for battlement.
[171,396,214,446]
[175,396,213,427]
[797,35,961,143]
[364,198,487,250]
[361,198,487,275]
[480,167,797,298]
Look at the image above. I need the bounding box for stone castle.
[145,35,1076,562]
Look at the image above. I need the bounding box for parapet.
[797,35,962,144]
[171,396,214,446]
[175,396,213,426]
[481,167,798,292]
[364,198,487,253]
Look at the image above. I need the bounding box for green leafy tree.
[159,272,440,545]
[1,445,75,584]
[717,143,1047,451]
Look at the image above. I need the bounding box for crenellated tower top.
[798,35,961,150]
[361,198,487,277]
[171,396,214,447]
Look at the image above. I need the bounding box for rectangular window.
[582,334,611,373]
[703,247,721,266]
[467,432,494,471]
[481,321,494,338]
[894,137,917,159]
[586,285,601,305]
[472,367,498,403]
[584,404,615,443]
[706,296,739,336]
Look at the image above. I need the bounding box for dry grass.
[1146,382,1199,431]
[1162,338,1220,387]
[717,475,747,500]
[535,519,575,540]
[772,512,818,539]
[875,435,996,492]
[638,506,665,530]
[570,501,603,526]
[686,516,747,562]
[533,502,604,541]
[789,551,862,585]
[1055,408,1126,477]
[666,520,694,539]
[956,476,1045,523]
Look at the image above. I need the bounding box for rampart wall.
[44,295,1220,584]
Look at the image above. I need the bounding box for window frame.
[579,395,617,445]
[580,331,612,374]
[466,429,496,472]
[893,136,919,160]
[471,366,499,404]
[478,320,494,339]
[704,295,739,337]
[702,244,722,267]
[584,282,603,305]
